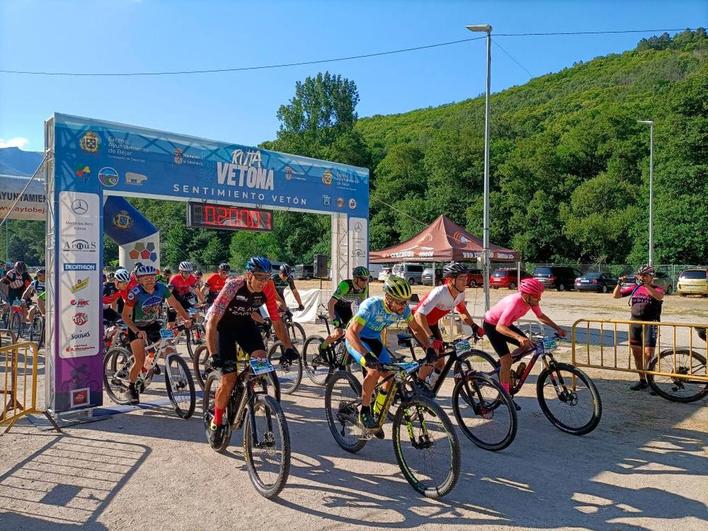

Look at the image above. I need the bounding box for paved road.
[1,291,706,530]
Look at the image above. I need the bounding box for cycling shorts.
[345,336,394,366]
[128,321,163,344]
[103,307,121,324]
[167,293,193,323]
[213,318,266,374]
[483,320,526,357]
[630,323,658,348]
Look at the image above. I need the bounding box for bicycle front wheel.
[324,370,365,453]
[392,396,460,499]
[267,341,302,394]
[192,344,212,391]
[29,315,44,347]
[103,347,133,405]
[287,321,307,350]
[452,373,517,451]
[164,353,196,419]
[185,323,206,361]
[202,371,232,453]
[647,349,708,403]
[536,363,602,435]
[303,335,332,386]
[243,394,291,499]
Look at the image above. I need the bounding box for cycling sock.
[214,407,224,425]
[501,382,511,393]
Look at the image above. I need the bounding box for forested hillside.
[3,30,705,268]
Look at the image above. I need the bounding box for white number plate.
[159,329,175,339]
[250,359,275,375]
[396,361,419,374]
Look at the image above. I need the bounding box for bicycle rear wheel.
[202,371,233,453]
[103,347,133,405]
[303,335,333,386]
[243,394,291,499]
[456,349,498,377]
[324,370,366,453]
[452,373,517,451]
[287,321,307,351]
[536,363,602,435]
[185,323,206,361]
[647,349,708,403]
[164,353,196,419]
[29,314,44,348]
[267,341,302,394]
[392,396,460,499]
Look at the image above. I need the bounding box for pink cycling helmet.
[519,278,545,297]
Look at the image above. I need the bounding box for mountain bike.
[301,307,355,386]
[646,327,707,403]
[473,334,602,435]
[324,360,460,499]
[28,310,44,348]
[184,305,207,360]
[103,325,196,418]
[203,357,290,499]
[396,331,517,451]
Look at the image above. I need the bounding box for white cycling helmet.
[114,268,131,283]
[178,261,193,273]
[135,264,157,277]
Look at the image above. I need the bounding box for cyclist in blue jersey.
[122,264,192,404]
[345,275,434,430]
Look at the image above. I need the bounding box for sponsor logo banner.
[64,263,97,271]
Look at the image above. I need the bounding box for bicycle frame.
[490,336,565,395]
[368,362,420,431]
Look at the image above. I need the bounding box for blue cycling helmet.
[246,256,271,273]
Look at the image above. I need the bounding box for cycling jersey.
[103,278,137,305]
[619,284,664,321]
[206,276,280,326]
[484,293,543,327]
[3,269,31,301]
[124,282,171,325]
[414,284,466,325]
[332,279,368,313]
[271,273,295,299]
[168,273,198,298]
[102,282,119,309]
[352,297,412,340]
[205,273,227,295]
[24,279,45,300]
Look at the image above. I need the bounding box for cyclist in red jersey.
[204,256,298,447]
[203,263,230,304]
[168,261,205,320]
[413,262,484,390]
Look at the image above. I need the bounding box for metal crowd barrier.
[571,319,708,382]
[0,339,61,434]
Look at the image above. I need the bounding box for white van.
[367,263,386,281]
[392,263,425,285]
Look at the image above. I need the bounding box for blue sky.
[0,0,705,152]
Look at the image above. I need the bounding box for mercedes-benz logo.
[71,199,89,215]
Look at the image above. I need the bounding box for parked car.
[466,269,484,288]
[490,268,531,289]
[533,266,582,291]
[293,264,314,280]
[677,269,707,297]
[422,266,442,286]
[621,271,674,294]
[392,263,425,285]
[378,266,392,282]
[574,272,616,293]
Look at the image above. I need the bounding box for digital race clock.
[187,202,273,232]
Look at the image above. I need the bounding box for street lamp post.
[638,120,654,265]
[466,23,493,311]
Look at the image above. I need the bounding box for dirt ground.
[1,288,706,530]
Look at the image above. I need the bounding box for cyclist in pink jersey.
[483,278,565,397]
[413,262,484,389]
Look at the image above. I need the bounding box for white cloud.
[0,137,30,149]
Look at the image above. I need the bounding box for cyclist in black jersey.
[319,266,370,352]
[271,264,304,312]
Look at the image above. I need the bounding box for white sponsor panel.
[58,191,101,359]
[349,217,368,269]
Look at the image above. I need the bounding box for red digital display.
[187,202,272,232]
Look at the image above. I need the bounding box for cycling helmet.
[195,270,203,277]
[135,264,157,277]
[636,264,655,276]
[246,256,271,273]
[279,263,292,276]
[114,268,131,283]
[383,275,412,301]
[217,262,231,272]
[14,261,27,274]
[443,262,468,278]
[519,278,545,297]
[352,266,370,279]
[133,262,143,272]
[178,261,193,273]
[37,268,45,275]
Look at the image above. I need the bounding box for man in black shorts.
[204,256,298,448]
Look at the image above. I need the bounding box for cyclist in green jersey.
[319,266,370,352]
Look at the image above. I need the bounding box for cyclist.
[319,266,370,353]
[2,261,32,321]
[21,268,46,324]
[345,275,433,430]
[271,264,304,312]
[168,261,205,321]
[613,264,665,391]
[122,265,192,404]
[204,256,298,447]
[482,278,565,403]
[204,263,230,304]
[413,262,484,392]
[102,268,133,323]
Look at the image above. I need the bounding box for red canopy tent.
[369,215,519,263]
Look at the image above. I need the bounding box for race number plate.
[159,329,175,339]
[396,361,419,374]
[455,339,471,353]
[250,359,276,375]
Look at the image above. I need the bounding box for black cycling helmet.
[279,263,291,276]
[14,261,27,274]
[217,262,231,272]
[246,256,271,273]
[443,262,468,278]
